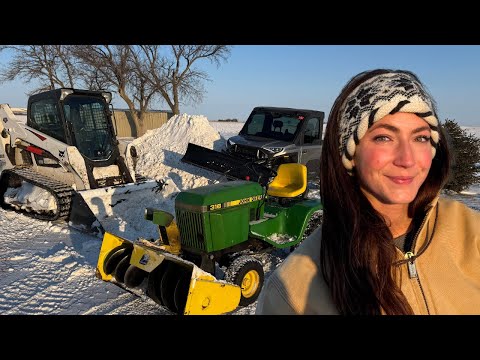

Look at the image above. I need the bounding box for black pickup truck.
[223,106,325,180]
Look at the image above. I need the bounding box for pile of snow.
[132,114,227,190]
[4,181,56,212]
[90,114,230,240]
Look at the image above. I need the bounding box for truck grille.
[232,145,268,159]
[175,208,206,251]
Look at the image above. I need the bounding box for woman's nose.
[393,140,415,168]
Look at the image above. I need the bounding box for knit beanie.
[338,71,439,173]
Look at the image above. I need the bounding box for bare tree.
[0,45,78,95]
[0,44,232,135]
[71,45,157,136]
[141,45,232,115]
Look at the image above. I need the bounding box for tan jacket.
[255,197,480,315]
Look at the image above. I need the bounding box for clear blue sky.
[1,45,479,125]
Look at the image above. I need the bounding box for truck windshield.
[63,95,114,161]
[240,111,302,141]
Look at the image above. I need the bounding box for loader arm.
[0,104,91,188]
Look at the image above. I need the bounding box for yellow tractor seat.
[267,163,307,198]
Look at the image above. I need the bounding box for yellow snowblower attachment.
[96,232,242,315]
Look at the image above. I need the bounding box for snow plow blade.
[181,143,275,186]
[96,232,242,315]
[69,180,161,234]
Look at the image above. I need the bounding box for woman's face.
[352,112,433,208]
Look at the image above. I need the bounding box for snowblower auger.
[96,211,242,315]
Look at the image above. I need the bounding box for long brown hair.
[319,69,451,314]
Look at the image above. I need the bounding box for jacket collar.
[413,194,441,257]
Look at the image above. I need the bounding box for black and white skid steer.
[0,88,158,232]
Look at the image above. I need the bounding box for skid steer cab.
[0,89,158,233]
[96,148,322,315]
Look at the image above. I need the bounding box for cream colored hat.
[339,71,439,174]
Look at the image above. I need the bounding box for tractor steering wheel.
[247,158,278,187]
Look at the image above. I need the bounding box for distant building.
[112,108,174,138]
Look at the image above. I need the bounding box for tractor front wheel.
[225,255,264,307]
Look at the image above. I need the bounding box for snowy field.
[0,117,478,315]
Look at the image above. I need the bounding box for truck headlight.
[266,147,284,154]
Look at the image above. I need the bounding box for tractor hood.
[175,180,264,212]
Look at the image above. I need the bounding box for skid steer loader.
[96,143,322,315]
[0,88,159,232]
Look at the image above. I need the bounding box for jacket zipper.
[404,213,431,315]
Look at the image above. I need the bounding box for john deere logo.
[139,254,149,265]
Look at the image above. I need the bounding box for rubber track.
[1,167,76,221]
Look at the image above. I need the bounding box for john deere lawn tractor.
[96,143,322,315]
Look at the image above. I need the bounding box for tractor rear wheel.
[225,255,264,307]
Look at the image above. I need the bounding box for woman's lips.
[388,176,414,185]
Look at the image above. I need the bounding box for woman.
[255,69,480,315]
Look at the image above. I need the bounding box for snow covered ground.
[0,117,478,315]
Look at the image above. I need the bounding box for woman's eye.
[373,135,390,142]
[416,135,431,143]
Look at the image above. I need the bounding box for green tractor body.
[175,180,265,253]
[96,144,322,315]
[176,180,320,254]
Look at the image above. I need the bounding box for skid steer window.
[63,95,114,161]
[30,99,66,143]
